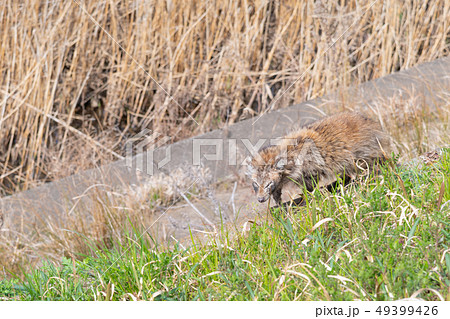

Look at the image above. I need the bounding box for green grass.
[1,150,449,301]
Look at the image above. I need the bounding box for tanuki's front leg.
[271,187,282,206]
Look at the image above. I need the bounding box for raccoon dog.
[246,112,390,205]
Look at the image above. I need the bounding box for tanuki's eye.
[252,182,258,192]
[265,182,273,190]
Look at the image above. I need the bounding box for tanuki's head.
[245,146,286,203]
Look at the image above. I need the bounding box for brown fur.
[246,112,391,205]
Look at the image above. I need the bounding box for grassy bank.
[2,86,449,280]
[1,150,449,301]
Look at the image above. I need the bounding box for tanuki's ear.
[242,156,252,166]
[243,156,255,176]
[275,156,287,170]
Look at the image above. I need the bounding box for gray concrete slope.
[1,56,449,236]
